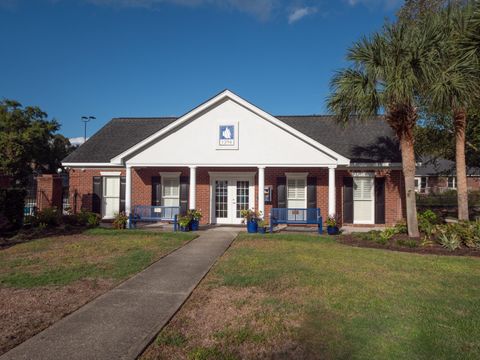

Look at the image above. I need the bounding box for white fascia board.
[344,162,403,169]
[111,90,350,166]
[126,163,341,168]
[62,162,123,168]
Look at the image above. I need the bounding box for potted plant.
[187,209,202,231]
[257,219,268,234]
[326,215,339,235]
[240,209,261,233]
[178,215,192,232]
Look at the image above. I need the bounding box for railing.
[129,205,180,230]
[270,208,323,233]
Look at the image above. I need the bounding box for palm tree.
[327,21,442,237]
[427,4,480,221]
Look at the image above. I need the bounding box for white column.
[258,166,265,218]
[125,165,132,216]
[328,166,336,216]
[189,166,196,210]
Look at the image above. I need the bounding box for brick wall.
[67,166,406,226]
[68,168,125,213]
[36,174,63,211]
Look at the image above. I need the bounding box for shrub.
[35,207,61,227]
[377,228,397,245]
[437,230,461,251]
[0,188,26,234]
[62,214,80,226]
[397,239,418,248]
[77,210,100,228]
[113,212,128,229]
[394,221,407,234]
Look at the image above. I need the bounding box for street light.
[81,116,96,143]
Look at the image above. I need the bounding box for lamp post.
[81,116,96,143]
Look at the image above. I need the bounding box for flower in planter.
[326,215,338,228]
[178,215,192,229]
[187,209,203,221]
[240,209,262,223]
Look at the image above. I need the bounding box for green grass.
[0,229,195,288]
[193,233,480,359]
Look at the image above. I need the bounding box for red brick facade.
[36,175,63,211]
[68,167,406,226]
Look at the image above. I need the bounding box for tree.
[326,21,442,237]
[420,4,480,220]
[0,99,65,187]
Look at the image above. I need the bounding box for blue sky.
[0,0,402,140]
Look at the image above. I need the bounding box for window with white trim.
[286,174,307,208]
[447,176,456,189]
[161,174,180,207]
[353,176,375,224]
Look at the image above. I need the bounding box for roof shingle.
[63,115,400,163]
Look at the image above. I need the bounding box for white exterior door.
[353,176,375,224]
[102,177,120,219]
[211,173,255,224]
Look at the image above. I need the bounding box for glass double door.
[214,179,251,224]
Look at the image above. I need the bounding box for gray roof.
[64,115,400,164]
[63,117,177,163]
[277,115,400,163]
[416,156,480,176]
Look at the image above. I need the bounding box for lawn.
[0,228,195,355]
[143,233,480,360]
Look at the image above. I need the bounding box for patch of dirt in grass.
[338,234,480,257]
[0,278,114,356]
[142,286,313,360]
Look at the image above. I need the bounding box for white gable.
[118,91,349,167]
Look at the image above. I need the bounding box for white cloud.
[346,0,402,11]
[288,6,317,24]
[69,137,87,146]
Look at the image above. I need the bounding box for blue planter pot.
[180,225,190,232]
[190,219,199,231]
[258,227,266,234]
[247,220,258,233]
[327,226,339,235]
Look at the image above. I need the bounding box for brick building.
[415,156,480,194]
[63,90,406,227]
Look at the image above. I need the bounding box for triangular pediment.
[112,91,349,167]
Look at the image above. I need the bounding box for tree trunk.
[399,133,420,237]
[388,105,420,238]
[454,109,469,221]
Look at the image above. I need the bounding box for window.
[286,173,307,208]
[161,173,180,207]
[448,176,456,189]
[353,176,374,224]
[420,177,428,191]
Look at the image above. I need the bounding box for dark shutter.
[375,177,386,224]
[307,177,317,209]
[151,176,161,206]
[119,176,126,213]
[276,177,287,208]
[343,177,353,223]
[180,176,189,215]
[92,176,102,214]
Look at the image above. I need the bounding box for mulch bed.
[338,233,480,257]
[0,226,86,249]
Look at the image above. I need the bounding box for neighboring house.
[62,90,406,227]
[415,157,480,194]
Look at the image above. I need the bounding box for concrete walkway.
[1,227,240,360]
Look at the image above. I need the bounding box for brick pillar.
[36,174,63,211]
